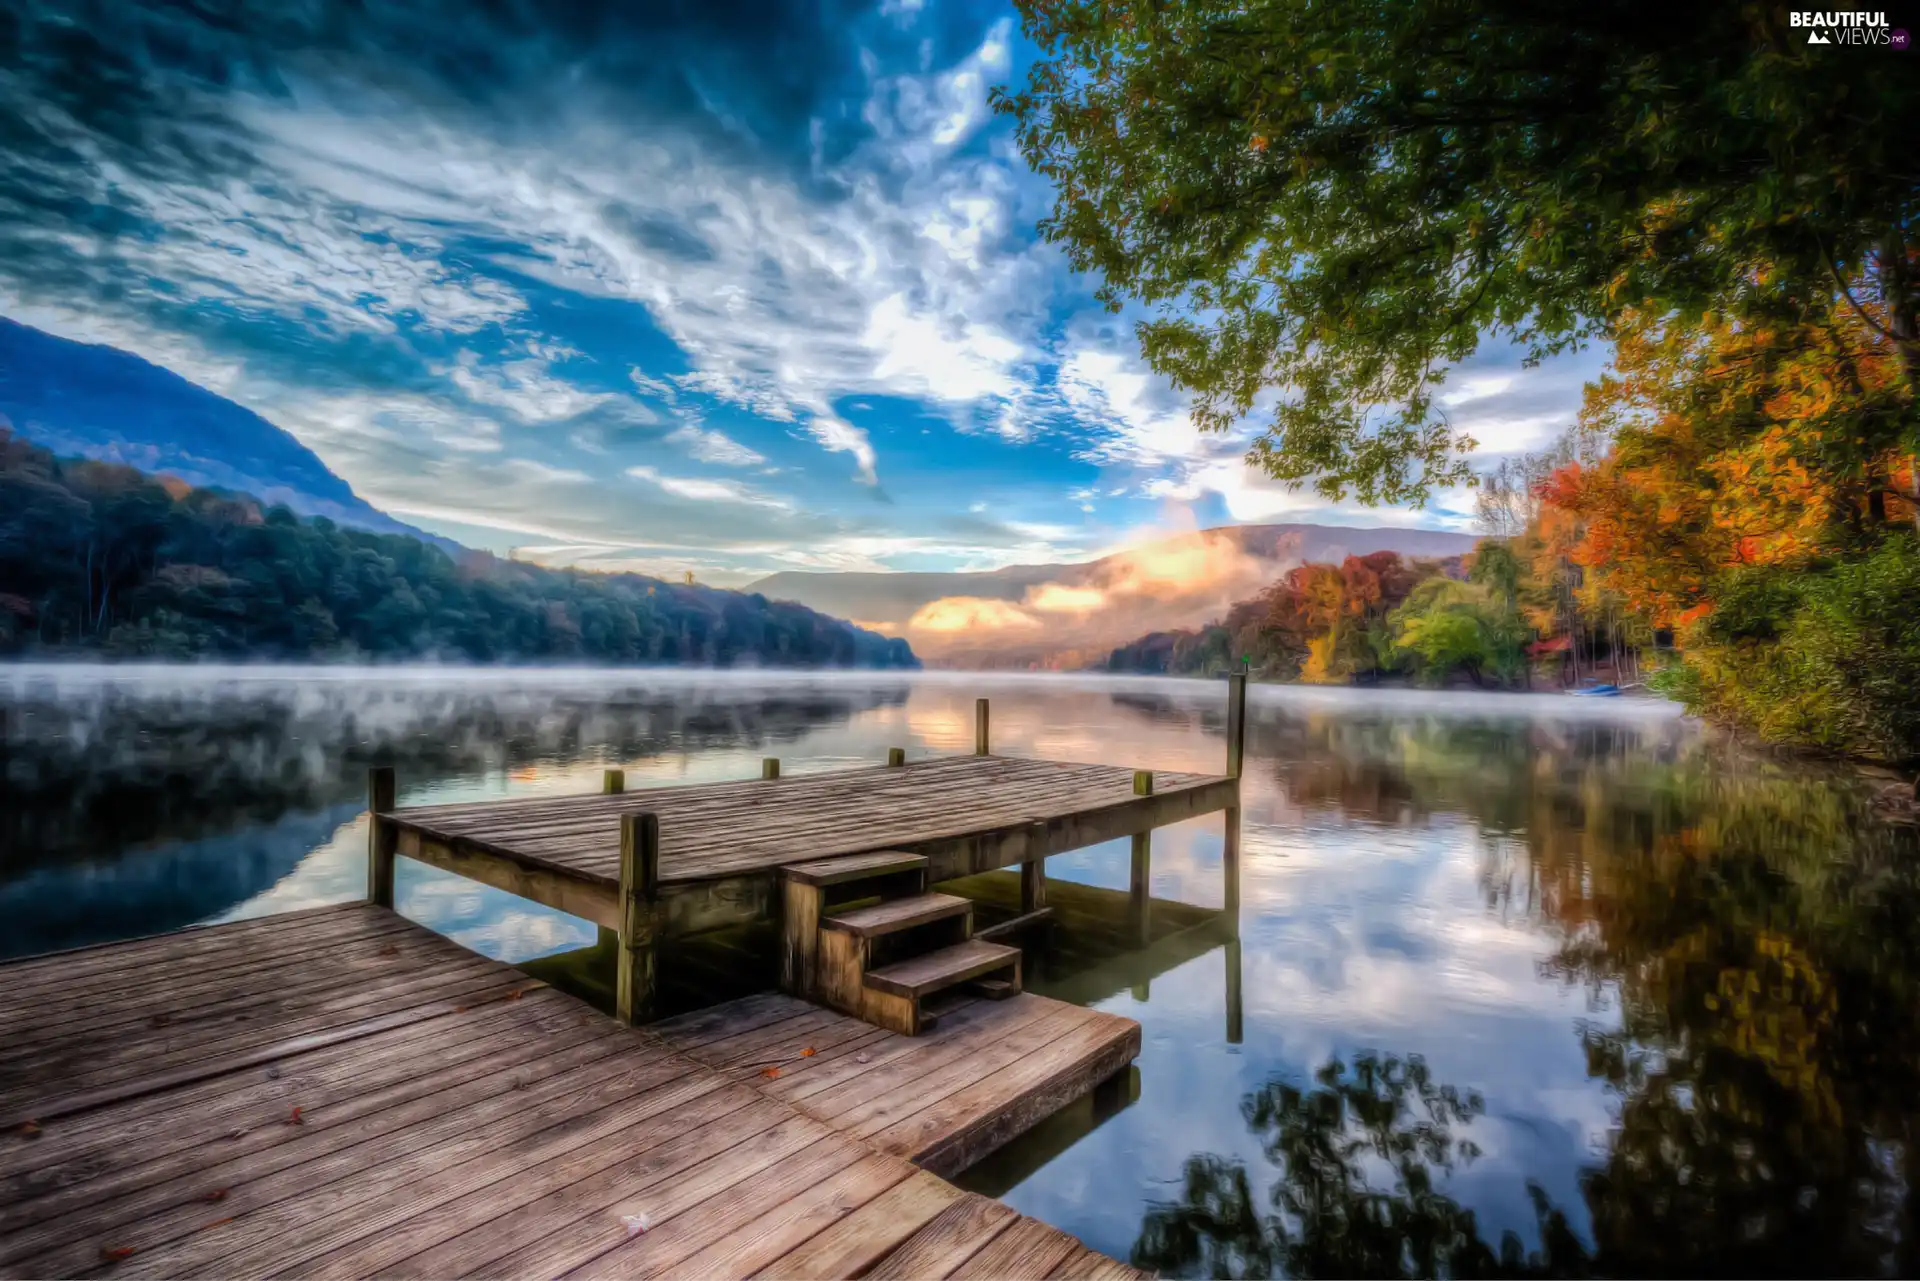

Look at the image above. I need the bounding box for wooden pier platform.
[655,991,1140,1178]
[0,904,1146,1280]
[370,686,1246,1026]
[384,754,1236,936]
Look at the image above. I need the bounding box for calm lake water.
[5,665,1919,1277]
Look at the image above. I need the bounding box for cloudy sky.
[0,0,1605,585]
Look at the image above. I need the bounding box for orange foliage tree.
[1541,298,1917,631]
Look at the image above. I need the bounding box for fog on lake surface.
[4,665,1919,1277]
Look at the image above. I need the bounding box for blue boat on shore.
[1568,683,1621,697]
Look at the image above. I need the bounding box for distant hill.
[0,430,917,669]
[748,523,1481,668]
[0,317,448,547]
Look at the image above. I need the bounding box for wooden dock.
[655,991,1141,1178]
[371,688,1247,1024]
[0,905,1146,1280]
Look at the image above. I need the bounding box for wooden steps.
[827,892,973,938]
[783,851,928,887]
[781,856,1022,1036]
[867,939,1021,1000]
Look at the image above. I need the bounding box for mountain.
[748,523,1482,668]
[0,317,447,546]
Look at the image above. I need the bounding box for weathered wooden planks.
[655,989,1141,1179]
[0,908,1147,1281]
[386,754,1235,893]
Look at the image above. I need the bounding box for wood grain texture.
[0,905,1141,1281]
[385,755,1232,891]
[658,990,1140,1176]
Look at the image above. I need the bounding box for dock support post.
[602,768,625,794]
[1130,769,1153,944]
[886,746,906,767]
[762,757,781,780]
[616,812,661,1025]
[1225,672,1247,780]
[367,766,397,909]
[1225,938,1244,1044]
[1021,852,1048,915]
[974,698,990,755]
[1223,672,1246,930]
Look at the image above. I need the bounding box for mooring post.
[974,698,990,756]
[616,812,661,1025]
[1130,769,1153,944]
[886,746,906,767]
[761,757,781,780]
[602,768,625,794]
[1225,671,1248,780]
[366,766,397,909]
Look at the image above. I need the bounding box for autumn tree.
[996,0,1920,505]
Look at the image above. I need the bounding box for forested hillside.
[0,431,917,668]
[1104,550,1543,687]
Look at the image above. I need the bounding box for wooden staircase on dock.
[780,851,1021,1035]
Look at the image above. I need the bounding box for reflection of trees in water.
[1527,776,1920,1277]
[1134,1053,1590,1279]
[0,801,365,960]
[0,674,907,875]
[1148,699,1920,1275]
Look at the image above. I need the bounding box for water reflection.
[1134,1054,1589,1279]
[3,668,1917,1276]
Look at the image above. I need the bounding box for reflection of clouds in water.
[14,668,1731,1267]
[213,814,596,965]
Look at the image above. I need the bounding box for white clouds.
[625,464,794,510]
[665,424,766,467]
[445,353,622,425]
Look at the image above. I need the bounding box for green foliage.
[0,431,917,669]
[1665,535,1920,761]
[1390,579,1529,688]
[997,0,1920,503]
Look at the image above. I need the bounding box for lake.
[4,664,1918,1277]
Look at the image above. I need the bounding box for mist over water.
[4,665,1916,1276]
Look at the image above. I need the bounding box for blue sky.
[0,0,1605,585]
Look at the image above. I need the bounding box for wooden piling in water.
[366,766,396,908]
[1130,769,1153,944]
[1225,937,1244,1044]
[1225,672,1247,780]
[616,812,661,1025]
[602,767,625,794]
[974,698,990,755]
[762,756,781,780]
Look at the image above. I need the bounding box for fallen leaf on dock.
[99,1246,136,1264]
[760,1066,781,1079]
[507,988,525,1000]
[17,1120,42,1139]
[202,1189,228,1203]
[800,1047,817,1057]
[285,1106,304,1126]
[620,1213,650,1239]
[854,1053,871,1064]
[226,1126,249,1141]
[379,943,401,957]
